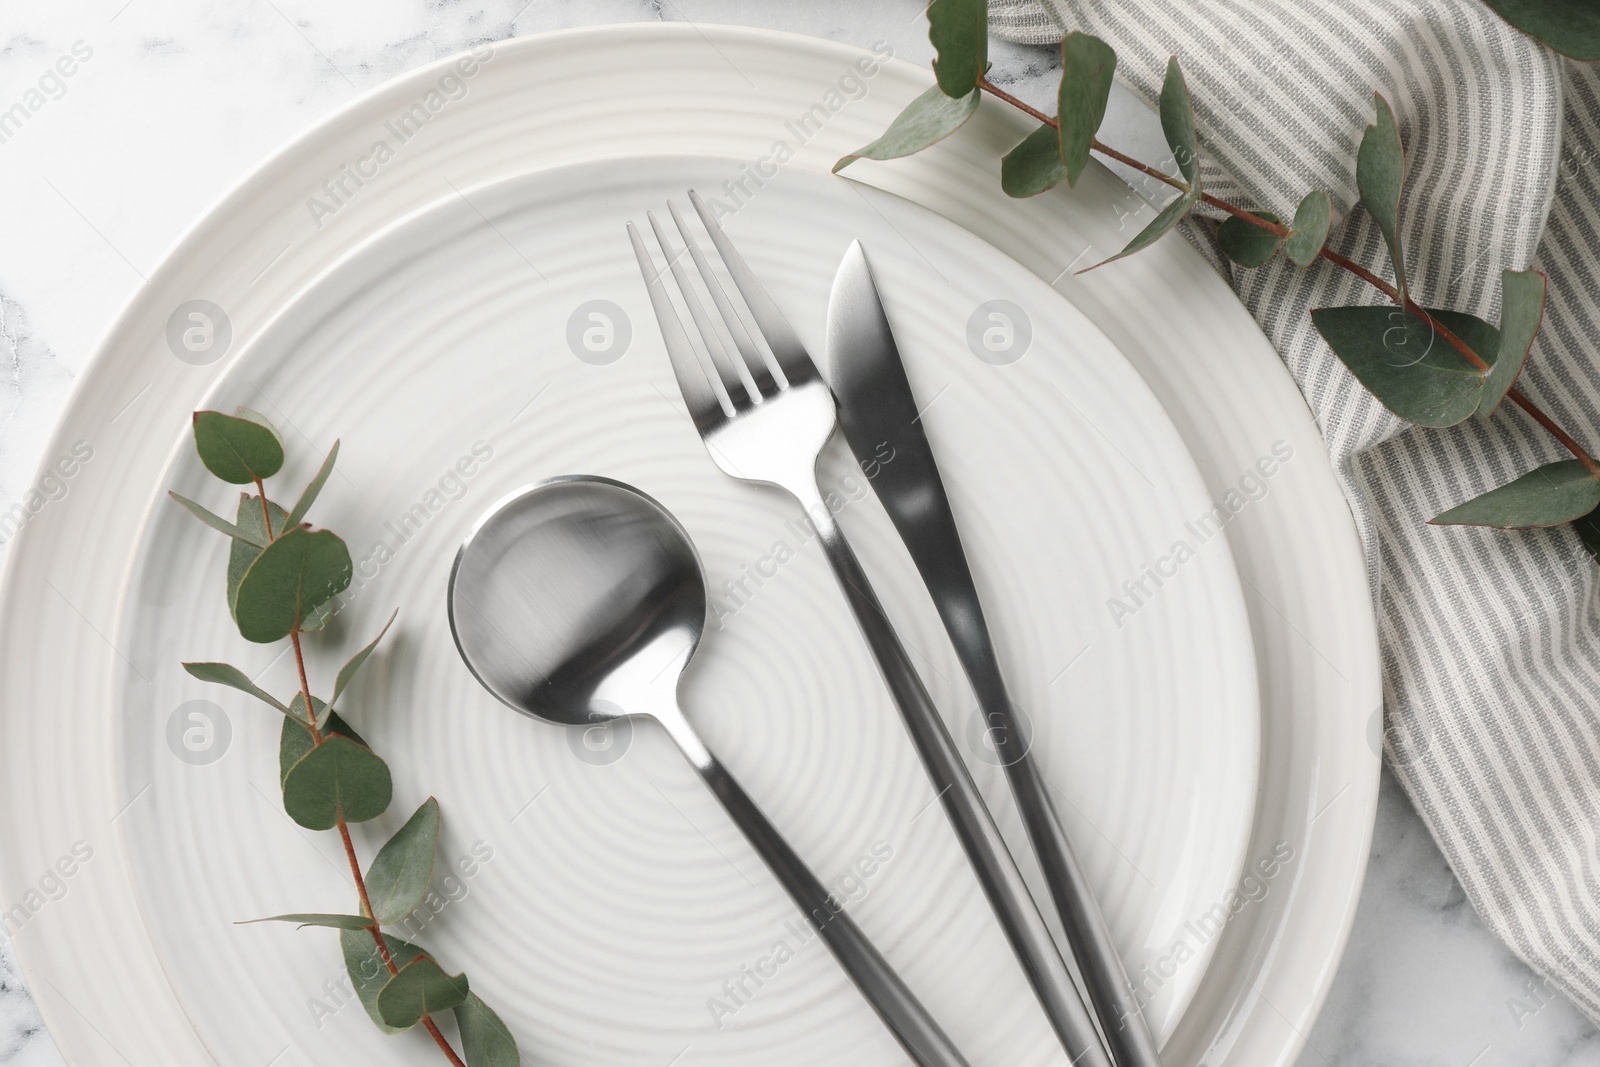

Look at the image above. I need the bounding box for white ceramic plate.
[0,24,1380,1067]
[115,157,1256,1066]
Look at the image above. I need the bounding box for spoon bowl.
[448,476,704,728]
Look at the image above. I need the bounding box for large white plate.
[0,24,1380,1067]
[116,157,1256,1066]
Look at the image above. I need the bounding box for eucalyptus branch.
[973,75,1600,477]
[172,409,517,1066]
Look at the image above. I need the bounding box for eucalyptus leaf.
[1158,57,1199,186]
[365,798,441,925]
[341,930,429,1035]
[331,610,397,710]
[1480,269,1547,417]
[168,492,261,546]
[282,735,392,830]
[1082,188,1200,271]
[1285,190,1333,268]
[280,711,364,788]
[376,955,470,1031]
[300,596,336,633]
[229,494,284,617]
[232,503,337,631]
[234,407,284,443]
[285,440,340,528]
[1057,32,1116,187]
[1357,94,1409,300]
[242,913,374,930]
[927,0,987,98]
[1431,307,1503,370]
[1000,123,1066,198]
[833,83,980,173]
[1481,0,1600,61]
[192,410,285,485]
[1078,56,1202,271]
[1218,211,1283,268]
[234,527,353,643]
[1311,305,1487,427]
[455,994,520,1067]
[1431,460,1600,529]
[287,692,331,730]
[182,661,288,714]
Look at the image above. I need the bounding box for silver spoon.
[446,475,968,1067]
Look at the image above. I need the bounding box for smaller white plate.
[115,157,1259,1065]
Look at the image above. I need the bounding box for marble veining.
[0,2,1594,1064]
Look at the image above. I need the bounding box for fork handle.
[798,486,1113,1067]
[658,709,970,1067]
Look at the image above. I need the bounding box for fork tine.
[688,189,819,387]
[627,221,726,434]
[646,209,756,409]
[667,200,780,401]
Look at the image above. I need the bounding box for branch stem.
[973,76,1600,477]
[253,477,273,538]
[283,586,465,1065]
[424,1018,469,1067]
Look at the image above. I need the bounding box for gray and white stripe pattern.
[995,0,1600,1027]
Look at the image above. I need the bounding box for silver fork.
[628,193,1112,1067]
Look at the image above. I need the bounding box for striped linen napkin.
[990,0,1600,1027]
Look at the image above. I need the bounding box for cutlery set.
[448,191,1160,1065]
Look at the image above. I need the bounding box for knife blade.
[826,239,1164,1067]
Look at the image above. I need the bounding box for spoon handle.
[796,483,1114,1067]
[686,742,969,1067]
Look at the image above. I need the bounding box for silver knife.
[826,240,1164,1067]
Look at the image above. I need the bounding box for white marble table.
[0,2,1596,1064]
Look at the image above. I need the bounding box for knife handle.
[796,481,1112,1067]
[974,647,1167,1067]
